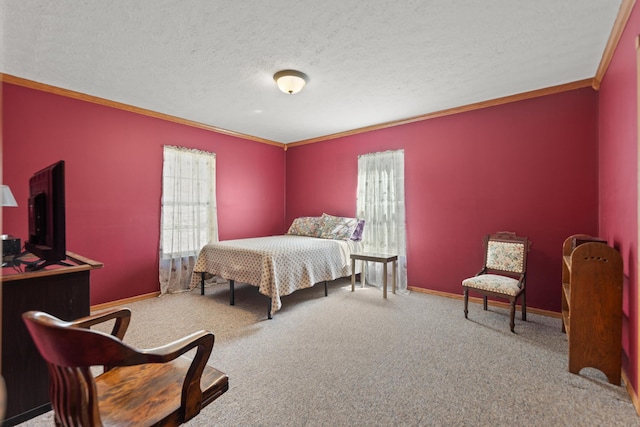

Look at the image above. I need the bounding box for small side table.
[350,253,398,298]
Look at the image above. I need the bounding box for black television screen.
[25,160,66,269]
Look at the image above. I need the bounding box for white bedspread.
[193,235,362,314]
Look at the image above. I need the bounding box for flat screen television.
[24,160,67,270]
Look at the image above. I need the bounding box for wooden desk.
[1,252,102,426]
[350,253,398,298]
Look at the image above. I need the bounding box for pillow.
[287,216,323,237]
[350,219,365,241]
[318,213,359,240]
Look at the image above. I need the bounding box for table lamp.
[2,185,21,260]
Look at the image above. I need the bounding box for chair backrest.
[484,232,530,276]
[22,311,141,425]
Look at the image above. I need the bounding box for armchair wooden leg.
[463,288,469,319]
[521,291,527,321]
[483,296,488,311]
[509,300,516,333]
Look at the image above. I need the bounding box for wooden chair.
[462,232,531,333]
[22,308,228,426]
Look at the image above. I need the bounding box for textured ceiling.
[1,1,624,144]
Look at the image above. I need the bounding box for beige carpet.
[21,278,639,426]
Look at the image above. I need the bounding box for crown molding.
[0,73,285,149]
[593,0,636,90]
[288,78,594,147]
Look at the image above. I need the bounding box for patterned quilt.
[193,235,362,314]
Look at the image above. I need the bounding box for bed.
[193,214,365,318]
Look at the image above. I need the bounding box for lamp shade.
[274,70,308,94]
[1,185,17,207]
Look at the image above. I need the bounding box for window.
[356,149,408,292]
[159,146,218,294]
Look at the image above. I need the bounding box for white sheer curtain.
[159,146,218,294]
[356,149,408,293]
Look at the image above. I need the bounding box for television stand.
[6,251,73,272]
[23,258,73,272]
[1,251,103,425]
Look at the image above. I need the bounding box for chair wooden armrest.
[139,330,215,420]
[71,307,132,340]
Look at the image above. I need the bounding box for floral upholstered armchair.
[462,232,531,333]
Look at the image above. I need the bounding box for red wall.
[2,83,286,305]
[287,89,599,313]
[598,0,640,401]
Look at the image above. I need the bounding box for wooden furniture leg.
[392,259,397,294]
[351,258,356,292]
[361,261,366,287]
[383,262,388,299]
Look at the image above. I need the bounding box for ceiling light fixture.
[273,70,308,95]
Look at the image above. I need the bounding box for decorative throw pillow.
[287,216,323,237]
[319,213,359,240]
[350,219,365,241]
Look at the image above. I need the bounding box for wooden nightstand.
[350,253,398,298]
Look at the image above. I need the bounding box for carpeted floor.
[21,278,640,426]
